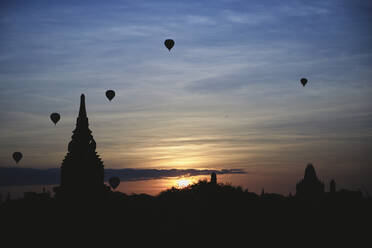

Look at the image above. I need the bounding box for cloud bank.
[0,167,245,186]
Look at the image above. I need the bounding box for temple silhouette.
[296,163,325,199]
[54,94,107,200]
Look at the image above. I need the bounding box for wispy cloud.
[278,3,330,17]
[186,15,216,25]
[223,10,274,24]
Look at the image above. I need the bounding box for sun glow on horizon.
[176,178,191,188]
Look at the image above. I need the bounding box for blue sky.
[0,0,371,193]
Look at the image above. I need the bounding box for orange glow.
[176,178,191,188]
[170,175,208,189]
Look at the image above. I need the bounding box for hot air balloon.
[50,113,60,125]
[12,152,22,164]
[300,78,308,87]
[109,177,120,190]
[105,90,115,101]
[164,39,175,51]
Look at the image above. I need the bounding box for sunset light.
[176,178,191,188]
[1,0,371,242]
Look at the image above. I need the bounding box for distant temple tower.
[55,94,106,199]
[330,179,336,194]
[296,163,325,199]
[210,172,217,184]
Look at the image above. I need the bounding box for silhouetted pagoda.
[296,163,325,199]
[330,179,336,194]
[54,94,107,199]
[210,172,217,184]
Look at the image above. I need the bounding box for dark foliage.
[1,180,371,245]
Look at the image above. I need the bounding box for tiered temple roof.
[55,94,106,199]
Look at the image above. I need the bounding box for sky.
[0,0,371,194]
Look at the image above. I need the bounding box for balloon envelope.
[300,78,308,86]
[109,177,120,190]
[12,152,22,164]
[50,113,60,125]
[164,39,175,51]
[106,90,115,101]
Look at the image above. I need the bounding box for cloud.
[186,15,216,25]
[278,3,330,17]
[223,10,274,25]
[0,167,246,186]
[107,25,169,37]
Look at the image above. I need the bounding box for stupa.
[54,94,106,199]
[296,163,325,199]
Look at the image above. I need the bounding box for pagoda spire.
[72,94,92,142]
[79,94,87,117]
